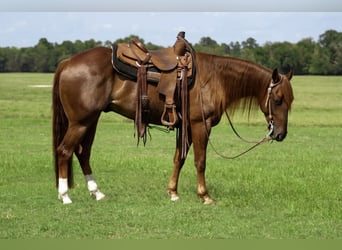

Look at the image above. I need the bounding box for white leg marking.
[92,190,106,201]
[85,174,105,201]
[58,178,72,204]
[170,194,180,202]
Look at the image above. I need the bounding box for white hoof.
[58,193,72,204]
[203,196,214,205]
[90,190,106,201]
[170,194,180,202]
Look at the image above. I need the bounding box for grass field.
[0,73,341,239]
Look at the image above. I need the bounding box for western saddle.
[111,31,195,159]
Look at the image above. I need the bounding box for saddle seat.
[116,37,193,76]
[117,40,177,71]
[131,38,179,71]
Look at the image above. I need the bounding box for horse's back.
[59,47,112,71]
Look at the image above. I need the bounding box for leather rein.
[200,77,283,159]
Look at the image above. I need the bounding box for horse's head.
[261,69,294,141]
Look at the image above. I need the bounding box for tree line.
[0,29,341,75]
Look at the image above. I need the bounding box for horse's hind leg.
[75,118,105,201]
[57,123,88,204]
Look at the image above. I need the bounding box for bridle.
[264,76,283,139]
[200,75,284,159]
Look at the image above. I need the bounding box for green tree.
[83,39,102,50]
[309,46,331,75]
[241,37,259,50]
[198,36,219,47]
[240,37,260,62]
[0,48,11,72]
[295,38,316,74]
[18,48,35,72]
[318,29,342,74]
[193,36,221,54]
[1,30,341,74]
[220,43,231,55]
[229,41,241,57]
[32,38,55,72]
[145,42,164,50]
[115,35,145,45]
[3,47,21,72]
[261,42,298,73]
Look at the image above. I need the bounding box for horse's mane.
[195,53,294,116]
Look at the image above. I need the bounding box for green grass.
[0,73,341,239]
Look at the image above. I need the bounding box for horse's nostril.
[276,132,287,141]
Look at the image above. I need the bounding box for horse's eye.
[274,98,283,106]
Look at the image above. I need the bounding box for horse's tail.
[52,59,74,188]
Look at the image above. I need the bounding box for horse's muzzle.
[273,132,287,141]
[267,121,287,142]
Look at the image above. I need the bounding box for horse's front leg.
[167,153,186,202]
[191,121,214,205]
[167,129,192,201]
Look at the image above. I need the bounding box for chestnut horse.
[53,46,294,204]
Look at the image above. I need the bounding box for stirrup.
[161,104,178,128]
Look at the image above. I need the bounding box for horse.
[52,44,294,205]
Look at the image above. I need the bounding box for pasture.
[0,73,341,239]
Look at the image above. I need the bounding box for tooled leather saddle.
[111,31,195,159]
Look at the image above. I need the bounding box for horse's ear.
[272,68,281,83]
[286,70,293,80]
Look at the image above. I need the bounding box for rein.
[199,77,281,159]
[224,110,260,144]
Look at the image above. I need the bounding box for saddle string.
[133,47,151,145]
[199,87,271,160]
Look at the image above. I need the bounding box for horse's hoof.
[170,194,180,202]
[202,196,214,205]
[58,193,72,204]
[168,190,180,202]
[90,190,106,201]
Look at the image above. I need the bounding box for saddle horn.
[174,31,187,56]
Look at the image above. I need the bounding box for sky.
[1,0,342,48]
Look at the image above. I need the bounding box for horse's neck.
[218,57,270,108]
